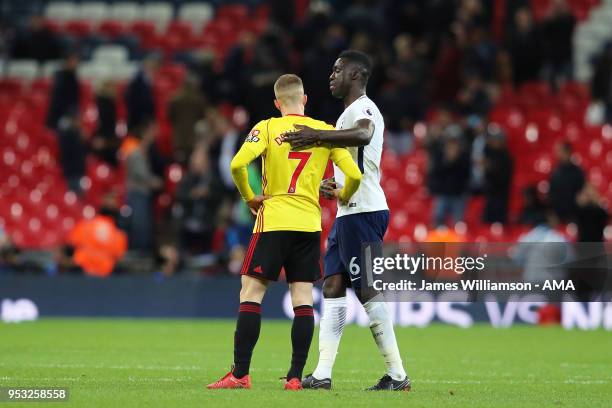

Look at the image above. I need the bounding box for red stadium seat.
[130,20,156,40]
[560,81,590,100]
[64,20,93,37]
[217,5,249,21]
[167,21,194,41]
[519,81,552,99]
[99,20,126,38]
[43,19,62,33]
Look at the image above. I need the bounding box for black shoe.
[366,374,411,391]
[301,374,332,390]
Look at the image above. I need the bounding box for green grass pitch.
[1,319,611,407]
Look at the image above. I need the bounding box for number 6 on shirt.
[287,151,311,193]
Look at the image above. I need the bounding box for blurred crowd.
[0,0,610,277]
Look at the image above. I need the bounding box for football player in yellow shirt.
[207,74,362,391]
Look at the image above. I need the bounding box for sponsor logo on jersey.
[246,129,260,143]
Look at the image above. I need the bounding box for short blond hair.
[274,74,304,105]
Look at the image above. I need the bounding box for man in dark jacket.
[571,184,609,300]
[57,112,87,194]
[482,130,513,224]
[46,53,80,130]
[427,127,471,227]
[548,142,584,222]
[175,144,221,254]
[575,184,608,243]
[125,57,158,131]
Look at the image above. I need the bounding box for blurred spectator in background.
[432,25,467,104]
[91,79,119,167]
[0,227,20,273]
[512,208,571,285]
[342,0,384,36]
[125,56,158,131]
[57,111,87,195]
[383,0,425,41]
[540,0,575,88]
[380,34,427,154]
[156,244,180,279]
[482,128,513,224]
[46,52,80,130]
[519,185,547,226]
[10,15,62,63]
[269,0,296,31]
[349,31,387,98]
[207,109,241,194]
[463,24,497,81]
[168,75,207,164]
[469,117,487,192]
[456,72,491,116]
[495,50,514,85]
[456,0,489,27]
[549,142,584,221]
[0,20,11,70]
[194,51,220,104]
[506,7,541,86]
[68,194,127,277]
[572,184,609,300]
[591,44,612,123]
[245,28,291,122]
[222,31,258,104]
[427,126,471,227]
[575,184,609,242]
[299,23,346,122]
[122,120,163,251]
[175,144,221,255]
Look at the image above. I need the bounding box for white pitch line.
[0,363,203,371]
[1,376,609,385]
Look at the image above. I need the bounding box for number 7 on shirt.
[287,151,311,193]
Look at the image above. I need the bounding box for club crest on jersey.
[246,129,260,143]
[363,107,373,116]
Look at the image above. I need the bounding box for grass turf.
[0,319,610,407]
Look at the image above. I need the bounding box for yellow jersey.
[230,114,362,233]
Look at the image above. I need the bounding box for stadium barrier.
[0,275,610,330]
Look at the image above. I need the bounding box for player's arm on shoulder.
[321,118,374,147]
[330,147,362,205]
[284,119,374,149]
[230,121,269,202]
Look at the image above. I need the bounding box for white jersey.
[333,95,388,217]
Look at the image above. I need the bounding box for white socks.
[363,300,407,381]
[313,296,407,381]
[312,296,347,380]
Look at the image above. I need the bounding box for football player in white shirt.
[284,50,410,391]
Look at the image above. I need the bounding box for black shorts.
[241,231,321,283]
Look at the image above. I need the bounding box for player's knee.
[240,275,268,303]
[289,282,313,307]
[322,275,346,298]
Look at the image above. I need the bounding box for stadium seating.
[35,1,269,62]
[78,2,109,24]
[6,60,39,81]
[142,2,175,32]
[45,2,77,22]
[178,3,215,33]
[108,2,141,23]
[2,0,611,249]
